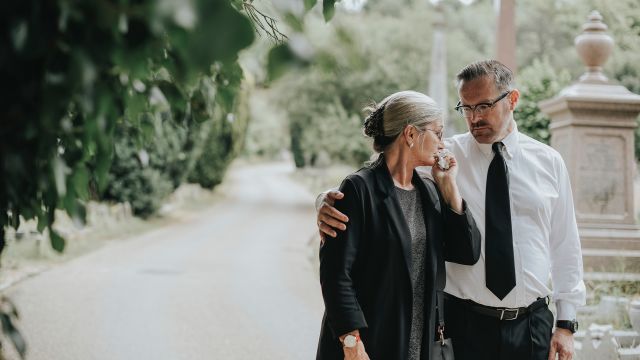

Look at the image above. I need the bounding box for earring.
[409,143,414,148]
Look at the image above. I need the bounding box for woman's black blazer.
[317,154,481,360]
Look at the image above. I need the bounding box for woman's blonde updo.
[363,91,442,153]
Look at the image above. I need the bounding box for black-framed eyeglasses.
[454,91,512,118]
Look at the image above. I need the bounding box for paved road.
[6,162,325,360]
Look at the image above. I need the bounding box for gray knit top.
[395,186,427,360]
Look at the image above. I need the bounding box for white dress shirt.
[418,125,586,320]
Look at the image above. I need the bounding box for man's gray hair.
[455,60,514,92]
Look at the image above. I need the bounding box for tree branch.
[242,1,288,43]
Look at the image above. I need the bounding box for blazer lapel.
[372,155,414,284]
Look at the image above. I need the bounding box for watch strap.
[556,320,578,333]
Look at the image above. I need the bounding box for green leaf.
[19,206,34,221]
[190,88,210,123]
[73,202,87,226]
[9,210,20,229]
[49,229,66,253]
[266,44,297,81]
[323,0,336,22]
[139,113,156,140]
[0,212,8,229]
[215,62,243,112]
[37,207,49,233]
[0,311,26,358]
[284,13,304,33]
[304,0,318,12]
[156,80,188,120]
[71,166,90,200]
[166,0,254,76]
[229,0,244,11]
[63,192,77,218]
[95,146,113,192]
[125,89,149,122]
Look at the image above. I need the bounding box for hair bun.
[363,104,385,138]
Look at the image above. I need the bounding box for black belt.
[444,294,550,321]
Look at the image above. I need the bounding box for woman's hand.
[432,152,463,213]
[340,330,370,360]
[431,150,458,181]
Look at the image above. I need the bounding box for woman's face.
[412,121,444,167]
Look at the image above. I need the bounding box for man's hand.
[547,328,574,360]
[317,190,349,243]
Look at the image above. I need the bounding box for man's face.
[457,76,517,144]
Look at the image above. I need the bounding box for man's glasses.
[454,91,512,118]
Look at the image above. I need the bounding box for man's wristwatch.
[342,334,360,348]
[556,320,579,333]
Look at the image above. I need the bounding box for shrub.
[515,58,572,144]
[188,78,251,188]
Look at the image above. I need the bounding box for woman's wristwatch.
[342,334,360,348]
[556,320,578,333]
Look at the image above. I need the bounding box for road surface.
[6,161,325,360]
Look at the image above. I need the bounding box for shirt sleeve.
[549,156,586,320]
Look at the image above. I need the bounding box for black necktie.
[485,142,515,300]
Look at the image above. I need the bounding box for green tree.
[516,58,572,144]
[188,70,252,189]
[0,1,255,356]
[272,3,437,168]
[1,0,253,251]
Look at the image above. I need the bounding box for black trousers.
[443,295,554,360]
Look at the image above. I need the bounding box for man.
[316,60,585,360]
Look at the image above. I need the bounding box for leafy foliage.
[265,0,640,168]
[188,71,252,189]
[103,123,175,218]
[0,0,305,356]
[271,4,435,168]
[515,58,572,144]
[0,0,254,252]
[0,297,26,359]
[516,0,640,155]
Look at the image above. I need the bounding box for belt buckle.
[499,308,519,321]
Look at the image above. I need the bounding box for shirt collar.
[473,123,519,160]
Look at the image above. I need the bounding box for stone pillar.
[428,2,451,133]
[496,0,517,74]
[539,11,640,251]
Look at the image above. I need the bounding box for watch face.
[344,335,357,348]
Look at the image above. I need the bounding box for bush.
[0,0,256,252]
[515,58,572,144]
[242,89,291,160]
[273,7,436,168]
[103,128,174,218]
[188,77,251,188]
[104,62,253,215]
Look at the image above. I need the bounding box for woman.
[316,91,481,360]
